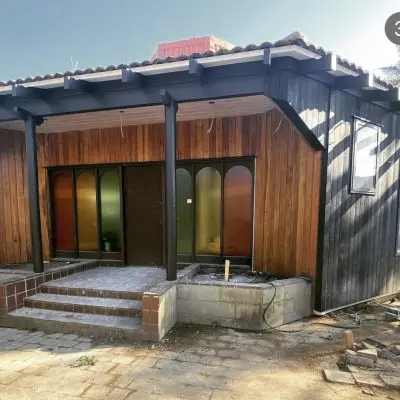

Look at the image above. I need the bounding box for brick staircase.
[2,278,148,340]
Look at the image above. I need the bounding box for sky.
[0,0,398,82]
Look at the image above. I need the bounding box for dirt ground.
[0,303,399,399]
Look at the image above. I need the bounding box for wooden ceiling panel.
[0,95,276,134]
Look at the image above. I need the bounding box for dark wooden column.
[162,90,178,281]
[24,115,44,273]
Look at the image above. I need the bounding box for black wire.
[262,283,360,333]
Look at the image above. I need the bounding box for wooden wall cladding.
[320,90,400,310]
[0,130,31,263]
[2,110,321,281]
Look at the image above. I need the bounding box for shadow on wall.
[321,108,400,310]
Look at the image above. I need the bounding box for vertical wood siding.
[0,130,31,263]
[0,110,321,282]
[321,91,400,309]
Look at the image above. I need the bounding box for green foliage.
[70,355,96,368]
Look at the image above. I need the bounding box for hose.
[262,282,361,333]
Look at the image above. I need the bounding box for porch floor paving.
[44,267,166,293]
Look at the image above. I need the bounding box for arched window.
[100,171,121,252]
[76,171,98,251]
[223,166,252,256]
[53,173,74,251]
[195,167,221,255]
[176,168,193,255]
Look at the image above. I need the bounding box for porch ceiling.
[0,95,276,134]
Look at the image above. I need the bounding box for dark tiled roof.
[0,37,393,89]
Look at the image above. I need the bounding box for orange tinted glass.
[76,171,98,251]
[223,166,252,256]
[53,174,74,251]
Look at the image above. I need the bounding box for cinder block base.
[177,277,312,330]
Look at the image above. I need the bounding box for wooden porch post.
[162,91,178,281]
[24,114,44,273]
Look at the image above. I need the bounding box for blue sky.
[0,0,398,82]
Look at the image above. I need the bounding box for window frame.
[50,166,123,261]
[49,157,254,265]
[350,116,381,196]
[176,156,255,265]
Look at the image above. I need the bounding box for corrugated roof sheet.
[0,34,393,89]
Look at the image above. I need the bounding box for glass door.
[50,167,123,261]
[176,166,194,263]
[195,163,223,263]
[176,158,254,265]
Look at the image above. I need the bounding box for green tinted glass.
[100,171,121,252]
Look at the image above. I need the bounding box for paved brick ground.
[0,319,398,399]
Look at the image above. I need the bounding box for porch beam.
[21,110,44,273]
[362,88,400,102]
[121,70,147,87]
[188,59,204,79]
[297,54,337,74]
[391,102,400,112]
[334,73,374,90]
[162,90,177,281]
[64,76,97,93]
[0,64,267,121]
[263,48,272,67]
[12,85,48,100]
[0,62,398,122]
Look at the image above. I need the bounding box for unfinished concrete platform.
[0,266,174,341]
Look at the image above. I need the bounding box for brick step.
[40,283,143,300]
[1,307,148,341]
[24,294,142,318]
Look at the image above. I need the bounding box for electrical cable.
[262,282,361,333]
[272,118,284,135]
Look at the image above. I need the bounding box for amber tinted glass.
[76,171,98,251]
[223,166,252,256]
[176,168,193,255]
[100,171,121,252]
[53,174,74,251]
[195,167,221,255]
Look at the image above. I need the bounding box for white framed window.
[350,117,380,195]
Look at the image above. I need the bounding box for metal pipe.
[313,290,399,316]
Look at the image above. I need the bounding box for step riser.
[23,299,141,318]
[40,285,142,300]
[0,315,151,341]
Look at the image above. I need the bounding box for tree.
[384,45,400,86]
[377,46,400,87]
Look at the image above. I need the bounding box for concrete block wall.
[177,278,312,330]
[158,285,177,339]
[262,278,312,328]
[143,281,177,340]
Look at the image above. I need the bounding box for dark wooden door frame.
[123,164,164,267]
